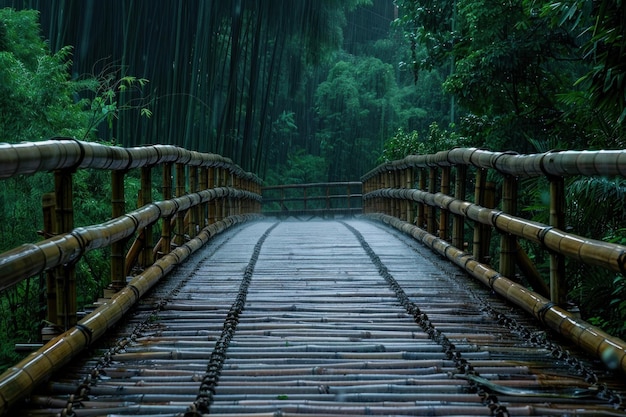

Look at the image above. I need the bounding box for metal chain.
[58,223,246,417]
[185,222,279,416]
[475,292,623,409]
[341,221,511,417]
[377,220,623,410]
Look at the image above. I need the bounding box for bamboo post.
[368,178,373,214]
[139,166,154,267]
[378,172,384,214]
[482,181,496,262]
[41,193,57,338]
[427,168,437,235]
[53,169,76,330]
[405,167,414,223]
[225,169,232,216]
[452,165,467,249]
[234,175,242,215]
[387,172,393,216]
[550,176,567,305]
[199,167,208,226]
[499,175,518,279]
[217,168,225,220]
[472,168,486,261]
[208,167,216,224]
[109,170,127,294]
[189,166,198,238]
[417,169,426,227]
[399,168,406,219]
[160,163,173,256]
[389,169,394,219]
[175,163,186,246]
[394,169,401,218]
[439,166,450,239]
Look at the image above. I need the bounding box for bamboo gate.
[1,141,626,414]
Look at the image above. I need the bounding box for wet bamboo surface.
[13,219,626,416]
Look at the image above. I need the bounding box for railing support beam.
[472,168,486,262]
[189,166,198,238]
[417,169,426,228]
[427,168,437,235]
[139,166,154,267]
[439,166,450,240]
[41,192,57,338]
[175,163,186,246]
[53,170,76,330]
[500,175,518,279]
[109,170,127,294]
[452,165,466,249]
[550,176,567,305]
[160,163,173,257]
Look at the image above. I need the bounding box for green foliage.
[393,0,626,150]
[580,229,626,339]
[0,9,153,372]
[315,55,419,179]
[542,0,626,126]
[0,8,151,144]
[379,128,421,163]
[379,123,470,162]
[0,9,89,142]
[86,70,151,141]
[0,20,7,52]
[266,147,328,185]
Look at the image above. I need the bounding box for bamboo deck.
[14,219,626,416]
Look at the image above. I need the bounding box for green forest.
[0,0,626,371]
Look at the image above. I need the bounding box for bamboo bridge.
[2,139,626,416]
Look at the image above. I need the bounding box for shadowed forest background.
[1,0,626,371]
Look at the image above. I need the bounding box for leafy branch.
[82,62,152,140]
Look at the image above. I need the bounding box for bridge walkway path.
[14,219,626,416]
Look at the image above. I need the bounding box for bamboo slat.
[8,219,626,417]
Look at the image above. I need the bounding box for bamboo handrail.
[361,148,626,375]
[0,187,260,293]
[365,188,626,275]
[0,138,264,414]
[361,148,626,180]
[0,138,260,183]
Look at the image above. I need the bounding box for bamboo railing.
[0,138,262,414]
[361,148,626,375]
[262,182,362,216]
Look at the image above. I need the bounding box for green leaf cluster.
[0,9,152,371]
[394,0,626,151]
[0,9,92,142]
